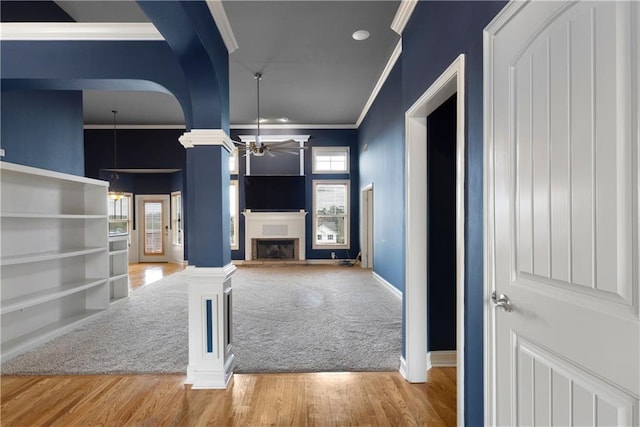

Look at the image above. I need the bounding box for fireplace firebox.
[252,239,298,260]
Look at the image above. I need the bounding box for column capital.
[179,129,235,153]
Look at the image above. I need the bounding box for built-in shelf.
[0,247,106,266]
[109,249,128,257]
[1,309,104,360]
[109,273,128,283]
[0,213,106,219]
[1,278,108,314]
[109,235,129,304]
[1,161,110,361]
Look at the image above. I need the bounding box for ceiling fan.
[233,73,307,157]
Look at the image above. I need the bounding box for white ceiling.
[55,1,401,127]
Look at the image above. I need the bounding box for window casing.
[230,180,239,250]
[312,180,349,249]
[108,193,132,236]
[229,147,239,175]
[171,192,182,246]
[312,147,350,174]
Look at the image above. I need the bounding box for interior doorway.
[136,194,170,262]
[360,184,374,269]
[403,54,465,421]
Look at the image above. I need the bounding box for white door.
[485,1,639,425]
[137,195,170,262]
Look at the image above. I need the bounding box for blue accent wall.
[1,90,84,175]
[401,1,507,424]
[358,61,404,294]
[230,129,359,261]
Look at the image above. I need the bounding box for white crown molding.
[391,0,419,35]
[230,123,357,130]
[84,124,186,130]
[206,0,239,54]
[237,134,310,143]
[356,40,402,128]
[0,22,163,41]
[179,129,234,153]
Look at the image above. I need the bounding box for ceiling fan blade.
[267,139,298,148]
[270,148,300,155]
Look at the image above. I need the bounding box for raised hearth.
[243,211,307,261]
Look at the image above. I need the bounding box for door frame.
[403,54,466,422]
[136,194,170,262]
[360,183,374,269]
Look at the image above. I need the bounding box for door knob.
[491,291,513,312]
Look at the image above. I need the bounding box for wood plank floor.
[1,369,456,426]
[1,263,457,426]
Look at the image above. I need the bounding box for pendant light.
[108,109,124,201]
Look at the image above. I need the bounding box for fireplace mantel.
[242,210,307,260]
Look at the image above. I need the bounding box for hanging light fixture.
[108,109,124,201]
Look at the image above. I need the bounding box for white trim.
[231,124,357,130]
[404,54,465,423]
[0,22,163,41]
[84,124,186,130]
[399,356,409,379]
[312,146,350,174]
[427,350,458,370]
[179,129,234,153]
[360,183,374,269]
[391,0,419,35]
[356,40,402,127]
[372,271,402,300]
[230,180,239,251]
[206,0,239,54]
[237,134,310,143]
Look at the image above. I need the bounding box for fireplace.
[253,239,298,260]
[243,211,307,261]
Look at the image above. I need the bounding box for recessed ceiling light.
[352,30,370,41]
[278,117,289,122]
[258,117,267,123]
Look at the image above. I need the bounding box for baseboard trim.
[372,271,402,300]
[426,350,457,371]
[399,356,408,380]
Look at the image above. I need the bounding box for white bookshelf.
[109,234,129,304]
[0,161,110,361]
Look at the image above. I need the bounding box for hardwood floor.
[1,369,456,426]
[2,264,457,425]
[128,262,186,289]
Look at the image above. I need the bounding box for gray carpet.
[1,265,401,375]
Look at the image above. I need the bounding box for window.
[312,147,350,174]
[230,180,239,250]
[171,192,182,245]
[108,193,132,236]
[313,180,349,249]
[229,147,239,175]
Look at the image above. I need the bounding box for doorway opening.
[403,54,465,421]
[136,194,170,263]
[360,184,374,269]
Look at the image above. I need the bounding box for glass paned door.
[143,200,165,256]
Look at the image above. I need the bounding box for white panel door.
[485,1,639,425]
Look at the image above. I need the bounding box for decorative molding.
[237,134,310,143]
[242,211,308,261]
[179,129,234,153]
[84,124,186,130]
[231,123,357,130]
[356,40,402,127]
[372,271,402,300]
[0,22,163,41]
[426,351,457,371]
[390,0,419,35]
[399,356,409,381]
[206,0,239,54]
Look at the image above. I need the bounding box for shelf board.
[109,249,128,256]
[108,273,129,282]
[1,279,108,315]
[1,247,106,266]
[1,309,103,361]
[0,213,106,219]
[110,296,129,306]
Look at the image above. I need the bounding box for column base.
[186,353,235,389]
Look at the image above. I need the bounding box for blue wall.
[1,90,84,175]
[401,1,507,424]
[358,61,404,293]
[230,128,360,261]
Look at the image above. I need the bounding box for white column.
[184,264,236,388]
